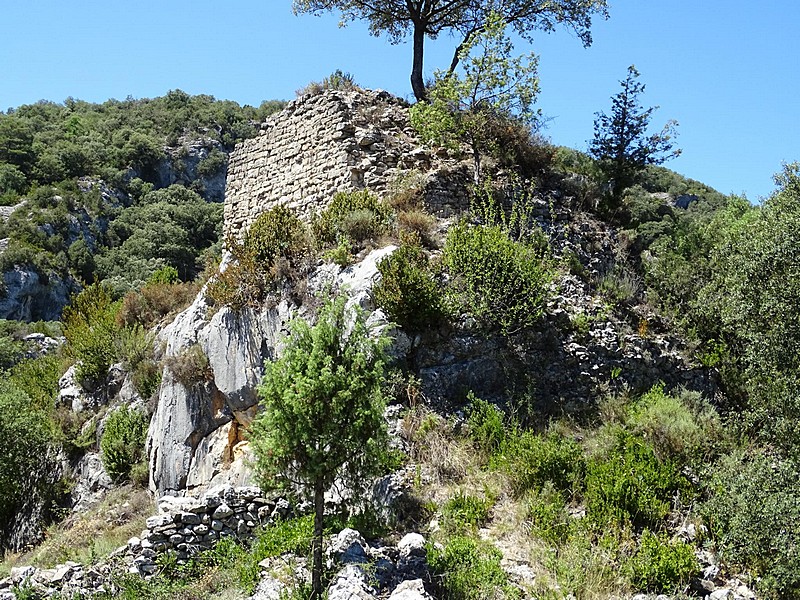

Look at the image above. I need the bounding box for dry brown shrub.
[118,281,200,328]
[163,344,213,387]
[402,407,476,484]
[397,210,438,247]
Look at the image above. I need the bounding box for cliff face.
[147,246,399,497]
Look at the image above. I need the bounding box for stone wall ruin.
[223,88,470,240]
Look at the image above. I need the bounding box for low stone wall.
[129,485,289,573]
[0,486,289,599]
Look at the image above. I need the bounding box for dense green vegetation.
[0,91,284,298]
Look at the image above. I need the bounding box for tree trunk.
[311,480,325,600]
[411,22,427,102]
[473,150,482,185]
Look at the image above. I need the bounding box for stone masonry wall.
[223,88,469,240]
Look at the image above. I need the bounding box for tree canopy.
[410,11,540,183]
[292,0,608,101]
[589,65,680,210]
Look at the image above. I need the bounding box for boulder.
[389,579,433,600]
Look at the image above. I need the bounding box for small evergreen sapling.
[250,295,389,600]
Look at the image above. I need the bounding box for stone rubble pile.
[0,486,290,600]
[249,529,435,600]
[128,485,290,575]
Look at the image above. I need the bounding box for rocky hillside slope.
[4,87,780,600]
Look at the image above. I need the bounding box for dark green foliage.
[427,535,519,600]
[251,295,389,493]
[250,295,389,599]
[442,221,551,334]
[626,529,698,593]
[703,451,800,599]
[312,190,392,248]
[441,491,493,533]
[0,335,23,370]
[466,393,506,455]
[0,163,27,203]
[62,284,120,387]
[585,432,687,530]
[98,185,222,286]
[244,204,309,266]
[0,382,59,552]
[374,242,444,332]
[693,164,800,451]
[503,431,585,498]
[590,65,680,210]
[0,92,285,293]
[100,405,149,483]
[297,69,360,96]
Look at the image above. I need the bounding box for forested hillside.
[0,91,285,317]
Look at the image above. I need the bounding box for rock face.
[224,88,470,240]
[147,248,395,497]
[0,266,75,321]
[151,138,228,203]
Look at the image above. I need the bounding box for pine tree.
[590,65,680,211]
[250,295,389,599]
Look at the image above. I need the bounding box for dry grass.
[8,485,154,569]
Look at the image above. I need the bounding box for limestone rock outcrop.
[147,247,396,497]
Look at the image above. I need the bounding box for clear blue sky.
[2,0,798,201]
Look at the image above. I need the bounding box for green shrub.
[466,393,506,456]
[236,516,315,591]
[312,190,392,248]
[296,69,359,96]
[100,405,149,483]
[585,432,687,530]
[441,491,493,533]
[703,450,800,599]
[0,381,60,551]
[626,529,698,592]
[526,482,574,545]
[63,284,120,387]
[7,354,61,411]
[323,240,352,266]
[443,221,551,334]
[427,535,519,600]
[504,431,585,498]
[0,336,23,370]
[207,206,309,310]
[147,265,180,285]
[374,243,444,332]
[244,204,309,266]
[627,384,722,464]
